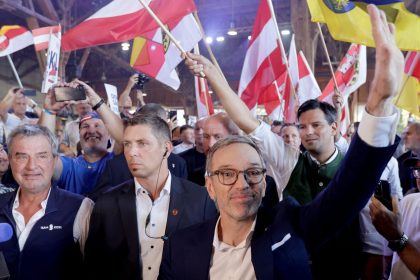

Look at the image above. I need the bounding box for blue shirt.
[58,153,114,195]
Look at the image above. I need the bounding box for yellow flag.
[307,0,420,51]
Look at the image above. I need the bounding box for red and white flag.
[320,44,367,134]
[259,71,288,121]
[62,0,196,51]
[32,25,61,51]
[130,14,201,90]
[238,0,286,113]
[296,50,321,104]
[0,25,33,57]
[320,44,366,103]
[194,45,214,118]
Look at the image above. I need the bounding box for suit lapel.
[165,176,186,235]
[117,180,141,265]
[187,217,217,279]
[251,209,274,280]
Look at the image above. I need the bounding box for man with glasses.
[160,4,404,279]
[84,114,216,280]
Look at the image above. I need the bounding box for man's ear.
[331,121,338,136]
[205,176,216,200]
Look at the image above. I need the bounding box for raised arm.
[0,87,21,123]
[118,74,138,109]
[184,53,259,134]
[299,4,404,251]
[74,80,124,144]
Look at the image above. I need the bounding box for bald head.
[202,113,239,154]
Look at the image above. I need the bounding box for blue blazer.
[84,175,217,280]
[159,134,399,280]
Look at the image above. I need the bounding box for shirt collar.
[134,172,172,198]
[309,147,339,166]
[213,216,257,251]
[13,187,52,210]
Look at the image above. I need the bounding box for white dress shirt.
[250,108,398,201]
[135,173,172,280]
[210,218,256,280]
[12,187,94,252]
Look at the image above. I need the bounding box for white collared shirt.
[308,147,339,166]
[135,173,172,280]
[12,187,93,252]
[209,217,257,280]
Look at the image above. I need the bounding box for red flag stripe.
[62,0,196,51]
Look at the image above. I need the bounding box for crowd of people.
[0,5,418,280]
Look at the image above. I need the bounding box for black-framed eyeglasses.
[207,168,266,186]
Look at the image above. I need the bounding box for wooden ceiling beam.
[0,0,57,25]
[37,0,59,22]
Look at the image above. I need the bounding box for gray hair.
[205,135,265,173]
[207,112,240,135]
[7,124,59,156]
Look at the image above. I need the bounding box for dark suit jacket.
[84,176,217,280]
[91,153,188,201]
[159,134,399,280]
[398,150,416,194]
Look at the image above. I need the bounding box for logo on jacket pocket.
[40,224,63,231]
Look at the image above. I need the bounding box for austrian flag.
[0,25,33,57]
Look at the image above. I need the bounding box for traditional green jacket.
[284,150,344,205]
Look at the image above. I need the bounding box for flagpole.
[136,0,205,77]
[316,23,340,91]
[273,80,283,121]
[266,0,298,103]
[194,44,210,115]
[7,55,24,88]
[193,12,228,84]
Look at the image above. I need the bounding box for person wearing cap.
[59,103,93,157]
[370,156,420,280]
[39,81,124,196]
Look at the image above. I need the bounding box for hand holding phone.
[54,86,86,102]
[374,180,392,211]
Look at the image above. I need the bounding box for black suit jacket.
[91,153,188,201]
[159,134,399,280]
[84,176,217,280]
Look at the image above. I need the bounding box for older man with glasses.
[159,4,404,279]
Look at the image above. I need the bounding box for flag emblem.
[323,0,354,13]
[162,25,170,53]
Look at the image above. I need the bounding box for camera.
[136,73,150,90]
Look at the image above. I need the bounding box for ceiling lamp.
[281,29,291,36]
[205,36,213,44]
[227,22,237,36]
[121,42,130,51]
[216,36,225,42]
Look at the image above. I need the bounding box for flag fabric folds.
[320,44,367,103]
[296,50,321,104]
[32,25,61,51]
[130,14,201,90]
[0,25,33,57]
[394,51,420,116]
[320,44,367,134]
[307,0,420,51]
[238,0,286,113]
[62,0,196,51]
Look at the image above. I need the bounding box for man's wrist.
[43,108,57,116]
[388,233,409,252]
